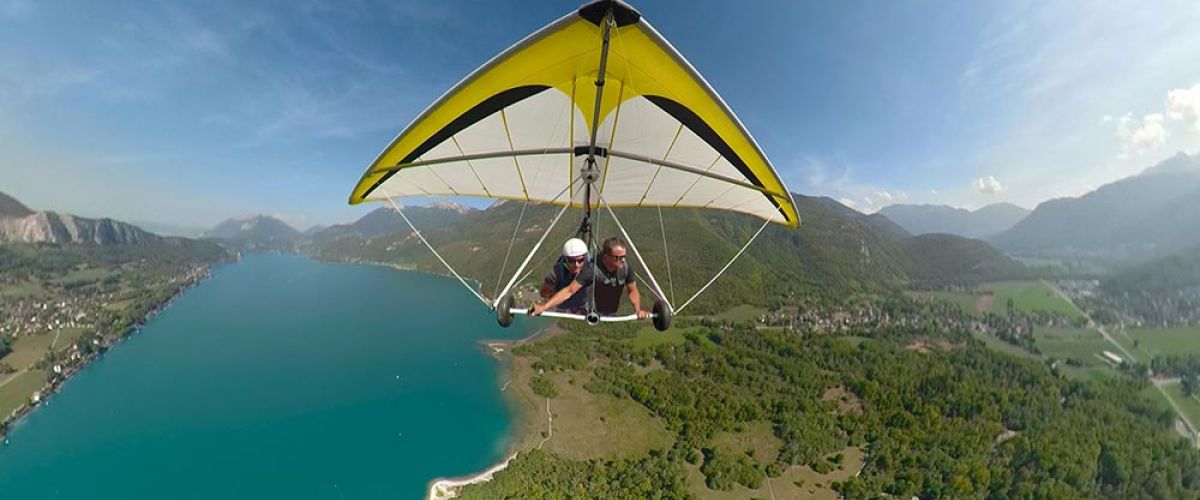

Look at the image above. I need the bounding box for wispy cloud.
[793,155,908,213]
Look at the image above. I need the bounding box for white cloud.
[973,176,1005,195]
[1114,112,1167,157]
[1167,83,1200,133]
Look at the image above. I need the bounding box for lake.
[0,253,540,498]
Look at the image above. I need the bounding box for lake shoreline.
[425,321,564,499]
[1,260,225,440]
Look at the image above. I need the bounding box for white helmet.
[562,237,588,258]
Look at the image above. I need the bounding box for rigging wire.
[674,217,771,314]
[381,191,490,307]
[658,207,676,306]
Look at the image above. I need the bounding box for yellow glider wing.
[349,0,799,228]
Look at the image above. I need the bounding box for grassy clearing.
[0,370,47,419]
[970,331,1039,361]
[711,420,782,465]
[0,281,47,300]
[539,370,674,460]
[714,305,767,323]
[1162,382,1200,429]
[1,333,55,370]
[52,327,89,351]
[1124,327,1200,360]
[907,290,984,316]
[1034,327,1116,368]
[631,325,702,351]
[507,357,673,461]
[978,281,1082,319]
[1107,328,1152,364]
[683,446,864,500]
[56,267,113,287]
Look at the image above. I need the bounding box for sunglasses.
[606,254,627,262]
[566,256,587,264]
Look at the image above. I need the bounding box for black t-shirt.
[542,256,591,311]
[574,262,638,315]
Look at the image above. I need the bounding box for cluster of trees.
[472,315,1200,498]
[458,449,688,499]
[1147,354,1200,378]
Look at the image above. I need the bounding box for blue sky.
[2,0,1199,230]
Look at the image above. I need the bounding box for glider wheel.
[585,311,600,326]
[496,294,514,328]
[652,299,672,332]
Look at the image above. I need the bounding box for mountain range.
[878,203,1030,239]
[308,203,476,246]
[989,152,1200,266]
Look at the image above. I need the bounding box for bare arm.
[532,280,583,315]
[627,282,648,319]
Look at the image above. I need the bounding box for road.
[1043,280,1199,446]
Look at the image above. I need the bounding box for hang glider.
[348,0,799,330]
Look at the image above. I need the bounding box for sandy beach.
[427,452,518,500]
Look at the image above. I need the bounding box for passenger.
[532,236,648,318]
[539,237,591,313]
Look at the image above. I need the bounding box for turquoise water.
[0,254,540,498]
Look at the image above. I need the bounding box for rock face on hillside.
[0,211,157,244]
[990,152,1200,265]
[879,203,1030,239]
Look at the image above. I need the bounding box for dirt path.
[0,369,28,390]
[536,398,553,449]
[974,293,994,314]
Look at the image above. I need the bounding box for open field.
[0,281,47,300]
[51,327,88,352]
[631,325,703,351]
[1034,327,1118,368]
[907,291,985,316]
[506,356,673,460]
[683,446,865,500]
[969,331,1039,361]
[1123,327,1200,360]
[1,333,55,370]
[1162,382,1200,431]
[714,305,767,323]
[712,420,782,464]
[0,370,47,419]
[978,281,1082,319]
[56,267,114,288]
[908,281,1080,319]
